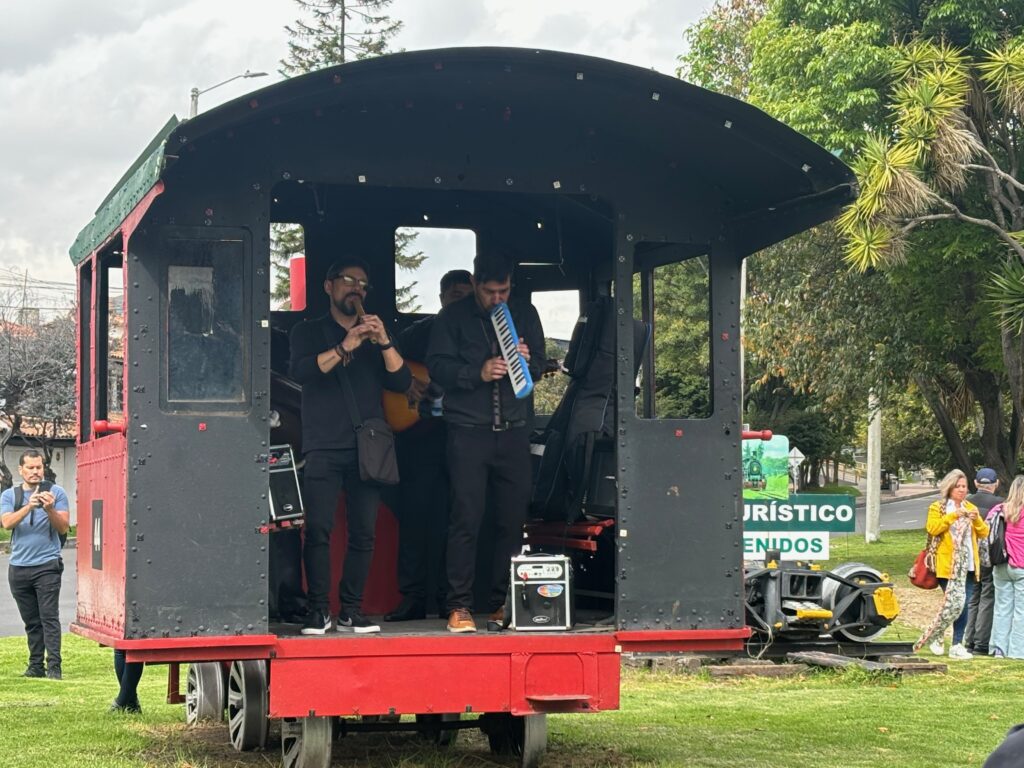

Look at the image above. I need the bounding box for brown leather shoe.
[447,608,476,633]
[487,606,506,632]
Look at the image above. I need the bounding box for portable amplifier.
[268,444,304,522]
[510,554,572,631]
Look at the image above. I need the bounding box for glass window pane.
[395,227,477,314]
[165,238,247,403]
[532,290,578,416]
[106,265,124,420]
[637,256,712,420]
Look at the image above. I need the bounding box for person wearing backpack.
[987,474,1024,659]
[0,450,70,679]
[965,467,1004,655]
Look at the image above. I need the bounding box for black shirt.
[427,294,546,427]
[289,314,411,453]
[398,315,434,363]
[968,490,1004,516]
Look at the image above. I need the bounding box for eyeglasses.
[331,274,371,291]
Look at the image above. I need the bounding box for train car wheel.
[415,713,460,746]
[281,715,333,768]
[482,713,547,767]
[821,562,889,642]
[227,660,269,751]
[185,662,226,724]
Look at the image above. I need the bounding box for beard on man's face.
[333,293,359,316]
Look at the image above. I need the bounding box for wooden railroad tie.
[785,651,947,675]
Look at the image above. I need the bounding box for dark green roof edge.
[68,115,180,265]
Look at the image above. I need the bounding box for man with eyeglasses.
[289,258,411,634]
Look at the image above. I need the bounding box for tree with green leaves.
[681,0,1024,485]
[281,0,402,75]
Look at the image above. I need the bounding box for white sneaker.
[929,639,944,656]
[948,643,973,660]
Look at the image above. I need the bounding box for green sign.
[743,494,856,532]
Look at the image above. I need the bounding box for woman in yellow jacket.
[915,469,990,659]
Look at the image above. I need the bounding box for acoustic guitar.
[384,358,563,432]
[383,360,430,432]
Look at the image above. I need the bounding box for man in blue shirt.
[1,450,70,679]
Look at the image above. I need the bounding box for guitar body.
[383,360,429,432]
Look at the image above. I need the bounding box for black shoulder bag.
[14,481,67,547]
[323,324,400,486]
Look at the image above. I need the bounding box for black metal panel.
[123,191,270,638]
[613,194,744,632]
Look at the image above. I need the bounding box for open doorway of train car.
[263,180,630,632]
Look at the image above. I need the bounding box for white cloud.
[0,0,710,292]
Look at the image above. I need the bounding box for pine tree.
[270,223,305,310]
[281,0,403,75]
[394,227,425,313]
[276,1,422,311]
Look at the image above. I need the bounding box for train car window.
[94,253,125,427]
[394,227,477,315]
[78,263,93,440]
[162,234,250,408]
[270,223,305,311]
[532,290,579,416]
[636,257,712,420]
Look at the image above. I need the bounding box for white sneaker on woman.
[929,639,944,655]
[948,643,973,660]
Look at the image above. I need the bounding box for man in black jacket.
[427,252,546,633]
[965,466,1003,654]
[384,269,473,622]
[289,258,411,634]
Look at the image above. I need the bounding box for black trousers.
[113,648,144,707]
[302,449,380,614]
[394,423,450,609]
[9,558,63,671]
[445,425,531,612]
[965,565,995,651]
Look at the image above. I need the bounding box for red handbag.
[908,536,939,590]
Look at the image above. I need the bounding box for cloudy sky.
[0,0,711,332]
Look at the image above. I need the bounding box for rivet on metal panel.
[724,120,733,129]
[358,175,367,183]
[434,176,442,184]
[651,91,661,101]
[282,171,291,180]
[576,72,584,80]
[619,529,628,538]
[801,163,812,172]
[505,178,514,186]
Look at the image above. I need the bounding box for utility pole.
[865,391,881,542]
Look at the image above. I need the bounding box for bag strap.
[322,322,363,429]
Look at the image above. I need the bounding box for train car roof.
[70,46,855,265]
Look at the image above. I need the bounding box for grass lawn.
[1,529,1016,767]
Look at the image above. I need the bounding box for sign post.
[788,446,805,491]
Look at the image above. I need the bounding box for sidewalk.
[837,478,937,507]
